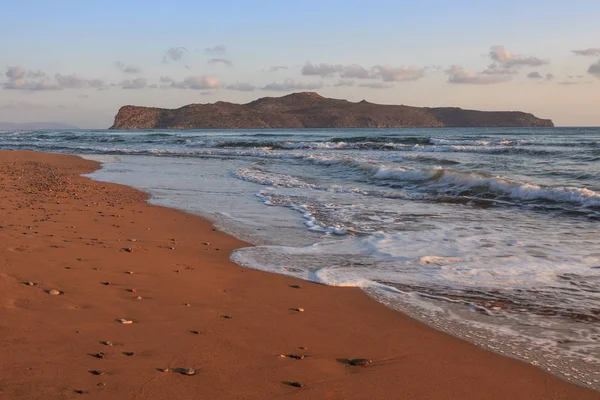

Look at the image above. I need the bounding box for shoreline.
[0,150,597,399]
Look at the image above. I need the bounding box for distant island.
[0,121,79,130]
[110,92,553,129]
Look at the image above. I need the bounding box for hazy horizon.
[1,1,599,128]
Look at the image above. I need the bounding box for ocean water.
[1,127,599,388]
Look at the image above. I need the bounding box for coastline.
[0,150,596,399]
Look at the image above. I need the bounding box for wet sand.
[0,150,597,400]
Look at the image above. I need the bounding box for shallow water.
[2,127,599,388]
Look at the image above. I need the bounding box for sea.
[1,127,599,388]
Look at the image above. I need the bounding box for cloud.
[120,77,148,89]
[588,60,600,78]
[373,65,425,82]
[55,73,86,89]
[5,66,25,80]
[482,65,519,75]
[163,47,187,62]
[546,73,555,81]
[225,82,257,91]
[26,70,47,79]
[170,76,223,90]
[261,79,323,91]
[78,94,90,99]
[269,65,288,72]
[204,45,226,55]
[358,82,393,89]
[332,79,355,87]
[160,76,174,83]
[4,78,61,91]
[301,62,343,77]
[208,58,233,66]
[446,65,512,84]
[4,67,107,91]
[558,81,579,86]
[489,45,546,67]
[115,61,141,74]
[340,64,376,79]
[527,71,543,79]
[572,48,600,56]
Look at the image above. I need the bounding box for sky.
[1,0,599,128]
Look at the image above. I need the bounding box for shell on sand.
[180,368,198,376]
[117,318,133,324]
[48,289,61,296]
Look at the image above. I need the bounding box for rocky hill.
[109,92,553,129]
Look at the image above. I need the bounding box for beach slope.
[0,150,594,399]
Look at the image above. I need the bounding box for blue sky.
[1,0,599,127]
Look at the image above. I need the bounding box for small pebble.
[290,285,302,289]
[158,368,169,373]
[97,383,106,387]
[221,315,232,319]
[135,296,143,300]
[101,341,113,346]
[117,318,133,324]
[25,281,35,286]
[127,288,137,293]
[184,302,191,307]
[202,242,210,245]
[292,308,304,312]
[124,247,133,253]
[100,281,110,286]
[89,370,104,376]
[349,358,372,366]
[191,330,200,335]
[48,289,61,296]
[94,352,106,359]
[289,382,304,388]
[123,352,135,357]
[287,354,305,360]
[169,247,175,250]
[74,389,86,395]
[125,271,134,275]
[128,239,137,242]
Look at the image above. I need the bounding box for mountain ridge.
[110,92,554,129]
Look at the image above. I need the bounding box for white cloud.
[5,66,25,80]
[572,48,600,56]
[163,47,187,62]
[170,76,223,90]
[301,62,343,77]
[340,64,376,79]
[115,61,141,74]
[527,71,543,79]
[588,60,600,78]
[3,67,107,90]
[160,76,174,83]
[261,79,323,91]
[208,58,233,66]
[489,45,546,67]
[446,65,512,84]
[373,65,425,82]
[204,45,226,55]
[225,82,257,91]
[120,77,148,89]
[546,73,555,81]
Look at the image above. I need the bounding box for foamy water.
[1,127,599,388]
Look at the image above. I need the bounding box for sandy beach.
[0,150,597,400]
